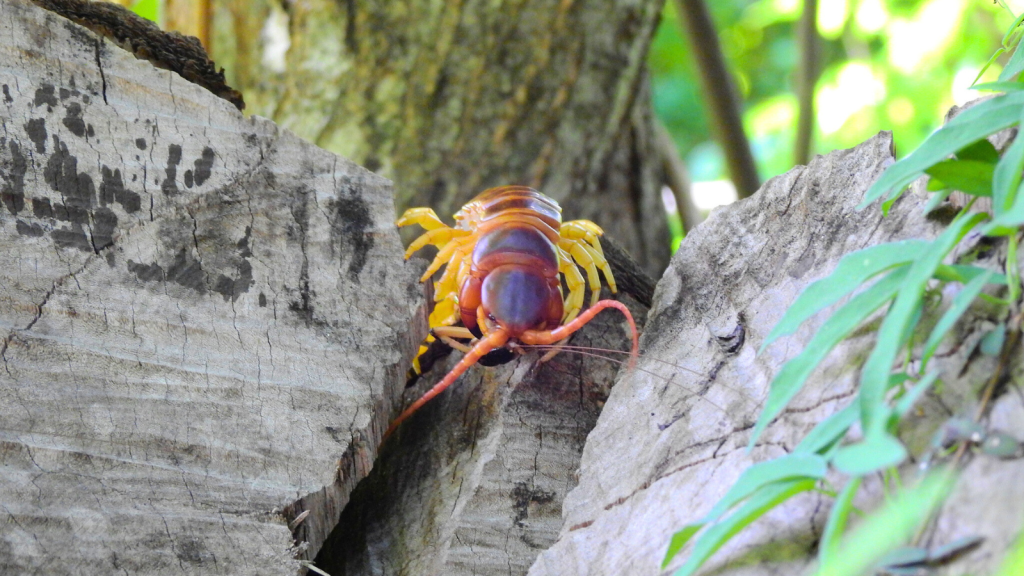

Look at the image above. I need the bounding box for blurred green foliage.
[130,0,159,23]
[650,0,1021,183]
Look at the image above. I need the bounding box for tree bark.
[0,0,422,572]
[208,0,672,277]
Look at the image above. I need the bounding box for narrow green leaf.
[1009,234,1021,302]
[933,264,1007,284]
[832,432,908,476]
[661,453,828,567]
[750,268,908,448]
[972,81,1024,93]
[955,139,1000,163]
[981,323,1007,356]
[670,479,816,576]
[921,271,995,370]
[983,182,1024,233]
[818,477,862,568]
[761,242,928,351]
[893,371,941,418]
[923,188,954,213]
[795,403,859,455]
[1000,36,1024,82]
[860,93,1024,208]
[813,471,956,576]
[925,160,994,198]
[859,213,986,436]
[994,108,1024,214]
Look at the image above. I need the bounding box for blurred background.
[107,0,1024,250]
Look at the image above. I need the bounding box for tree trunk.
[0,0,422,572]
[208,0,672,277]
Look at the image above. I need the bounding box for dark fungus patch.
[135,138,146,150]
[2,85,12,104]
[44,136,96,218]
[511,482,556,527]
[329,195,374,281]
[16,220,44,237]
[33,84,57,110]
[62,102,86,137]
[51,223,92,252]
[24,118,47,153]
[90,207,118,252]
[32,197,53,219]
[100,165,141,213]
[1,140,28,215]
[161,144,182,195]
[192,147,214,186]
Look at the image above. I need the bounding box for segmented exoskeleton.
[388,186,638,437]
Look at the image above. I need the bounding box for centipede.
[387,185,639,438]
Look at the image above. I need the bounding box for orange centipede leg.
[519,300,638,367]
[385,329,511,439]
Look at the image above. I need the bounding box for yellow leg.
[557,247,585,323]
[396,207,447,230]
[560,238,602,306]
[561,220,605,256]
[421,235,474,281]
[405,227,471,260]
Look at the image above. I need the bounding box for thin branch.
[673,0,760,199]
[794,0,820,166]
[654,120,703,233]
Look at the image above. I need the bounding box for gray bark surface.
[208,0,672,276]
[0,0,421,573]
[528,133,1024,575]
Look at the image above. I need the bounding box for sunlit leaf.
[860,93,1024,208]
[933,264,1006,284]
[760,242,928,351]
[750,268,908,448]
[818,477,861,568]
[812,471,955,576]
[795,402,859,455]
[921,270,994,370]
[832,432,907,476]
[668,479,816,576]
[993,108,1024,214]
[955,139,999,163]
[858,212,986,436]
[999,26,1024,82]
[925,160,993,197]
[972,81,1024,93]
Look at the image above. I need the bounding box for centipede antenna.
[384,329,510,440]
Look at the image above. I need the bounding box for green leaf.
[832,432,908,476]
[973,81,1024,93]
[761,242,928,351]
[993,108,1024,215]
[921,271,995,370]
[983,183,1024,233]
[661,453,828,567]
[925,160,994,197]
[812,471,956,576]
[1000,36,1024,82]
[818,477,862,568]
[860,92,1024,208]
[669,479,816,576]
[923,188,954,213]
[981,323,1007,356]
[859,212,986,436]
[955,139,1000,163]
[933,264,1007,284]
[893,371,941,419]
[750,268,908,448]
[795,403,859,455]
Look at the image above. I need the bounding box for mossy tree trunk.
[209,0,672,276]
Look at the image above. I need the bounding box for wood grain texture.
[209,0,672,277]
[0,0,422,572]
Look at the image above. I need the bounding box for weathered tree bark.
[0,0,422,572]
[528,133,1024,575]
[207,0,672,277]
